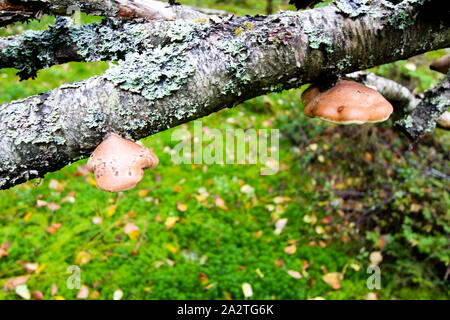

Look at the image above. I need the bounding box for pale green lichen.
[218,39,251,96]
[303,19,333,53]
[2,96,65,146]
[103,20,211,103]
[334,0,371,18]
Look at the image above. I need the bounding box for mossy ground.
[0,1,448,300]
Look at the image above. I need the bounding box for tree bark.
[0,0,176,27]
[0,0,449,189]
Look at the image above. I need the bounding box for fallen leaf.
[90,290,101,299]
[128,230,140,241]
[287,270,302,279]
[177,202,188,212]
[49,179,64,191]
[23,212,33,221]
[24,262,39,273]
[75,251,92,265]
[215,197,229,211]
[76,285,89,299]
[45,223,62,234]
[284,244,297,255]
[51,283,58,296]
[274,218,288,235]
[124,223,139,235]
[107,205,117,217]
[240,184,254,194]
[173,186,182,193]
[165,216,179,230]
[242,282,253,298]
[255,268,264,278]
[32,290,44,300]
[113,289,123,300]
[273,196,291,204]
[92,216,103,225]
[198,272,209,285]
[369,251,383,266]
[3,275,30,291]
[138,190,148,197]
[15,285,31,300]
[322,272,343,290]
[303,214,317,224]
[166,244,178,254]
[366,292,378,300]
[253,230,263,238]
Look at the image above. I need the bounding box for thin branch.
[0,0,176,27]
[396,73,450,140]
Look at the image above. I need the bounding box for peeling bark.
[0,0,449,189]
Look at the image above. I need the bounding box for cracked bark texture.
[0,0,449,189]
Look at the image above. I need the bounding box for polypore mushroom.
[437,111,450,129]
[87,133,159,192]
[430,54,450,74]
[301,80,393,124]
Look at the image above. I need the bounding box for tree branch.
[0,0,449,189]
[396,73,449,140]
[0,0,176,27]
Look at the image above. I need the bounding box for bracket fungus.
[87,133,159,192]
[302,80,393,124]
[430,54,450,75]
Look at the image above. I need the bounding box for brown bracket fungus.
[301,80,393,124]
[430,54,450,75]
[87,133,159,192]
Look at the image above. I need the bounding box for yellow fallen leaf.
[128,229,140,241]
[177,202,187,212]
[284,244,297,255]
[23,212,32,221]
[124,223,139,235]
[165,216,179,230]
[173,186,182,193]
[322,272,343,290]
[138,190,148,197]
[107,205,117,217]
[166,244,179,254]
[90,290,101,299]
[75,251,92,265]
[54,296,65,300]
[198,272,209,285]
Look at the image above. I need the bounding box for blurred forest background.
[0,0,448,300]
